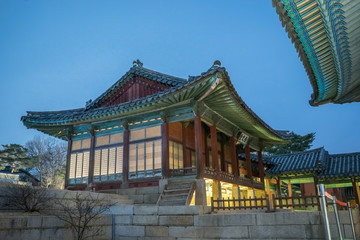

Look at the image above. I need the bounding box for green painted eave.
[22,65,290,146]
[273,0,360,105]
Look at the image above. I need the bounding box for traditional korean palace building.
[263,147,360,206]
[273,0,360,105]
[21,60,290,205]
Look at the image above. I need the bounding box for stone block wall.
[115,186,160,204]
[0,206,359,239]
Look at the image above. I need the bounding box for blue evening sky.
[0,1,359,154]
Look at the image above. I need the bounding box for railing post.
[319,184,331,240]
[332,196,343,240]
[272,194,276,211]
[347,202,357,240]
[211,197,214,211]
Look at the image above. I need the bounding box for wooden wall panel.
[185,124,195,149]
[169,122,182,142]
[99,77,170,107]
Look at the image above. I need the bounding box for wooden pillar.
[161,119,170,178]
[194,112,204,179]
[352,178,360,207]
[87,130,96,186]
[220,141,226,172]
[212,180,221,200]
[265,179,271,200]
[182,123,189,170]
[65,137,72,189]
[257,151,265,183]
[287,180,292,197]
[122,124,130,187]
[245,145,253,180]
[313,177,319,196]
[210,125,219,172]
[230,136,239,178]
[287,180,293,210]
[276,177,282,197]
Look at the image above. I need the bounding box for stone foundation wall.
[0,206,359,239]
[115,186,160,204]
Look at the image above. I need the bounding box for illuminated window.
[128,125,162,178]
[129,140,162,178]
[169,141,183,170]
[93,146,123,182]
[69,151,90,184]
[130,126,161,141]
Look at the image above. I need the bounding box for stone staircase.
[157,176,196,206]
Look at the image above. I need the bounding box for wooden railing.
[272,195,321,211]
[211,196,269,211]
[211,195,349,212]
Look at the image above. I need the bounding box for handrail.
[185,182,196,205]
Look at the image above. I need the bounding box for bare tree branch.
[52,192,115,240]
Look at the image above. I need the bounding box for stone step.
[159,199,186,206]
[166,183,192,190]
[162,193,188,201]
[164,188,190,194]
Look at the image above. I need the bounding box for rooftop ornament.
[133,59,143,67]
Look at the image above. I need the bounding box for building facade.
[22,60,290,205]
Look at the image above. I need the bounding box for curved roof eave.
[22,63,290,144]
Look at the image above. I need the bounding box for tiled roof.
[21,61,290,146]
[266,147,327,176]
[273,0,360,105]
[317,152,360,179]
[265,148,360,180]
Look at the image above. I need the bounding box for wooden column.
[122,124,130,187]
[245,145,253,180]
[210,125,219,172]
[287,180,293,210]
[276,177,282,197]
[182,123,189,171]
[230,136,239,178]
[87,130,96,186]
[194,112,204,179]
[161,119,170,178]
[287,180,292,197]
[352,178,360,206]
[313,177,319,196]
[220,141,226,172]
[212,180,221,200]
[65,137,72,189]
[265,179,271,200]
[257,151,265,183]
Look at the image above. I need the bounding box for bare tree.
[26,136,67,188]
[53,192,114,240]
[1,183,51,212]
